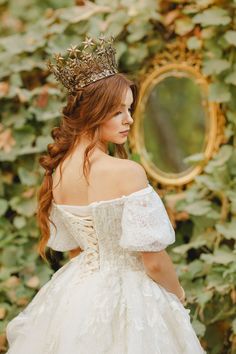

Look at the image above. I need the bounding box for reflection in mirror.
[143,75,206,174]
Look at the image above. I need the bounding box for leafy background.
[0,0,236,353]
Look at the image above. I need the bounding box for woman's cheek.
[108,117,121,131]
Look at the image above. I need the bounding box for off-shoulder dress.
[6,183,206,354]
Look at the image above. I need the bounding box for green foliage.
[174,143,236,353]
[0,0,236,353]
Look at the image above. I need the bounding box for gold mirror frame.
[129,41,225,187]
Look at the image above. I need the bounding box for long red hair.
[36,73,138,262]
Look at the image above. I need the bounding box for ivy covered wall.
[0,0,236,353]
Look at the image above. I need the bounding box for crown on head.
[47,35,119,94]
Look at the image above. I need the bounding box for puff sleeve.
[119,187,175,252]
[47,205,79,251]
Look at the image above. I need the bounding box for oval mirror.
[144,74,206,174]
[131,64,220,186]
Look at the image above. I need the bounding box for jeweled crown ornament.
[47,35,119,94]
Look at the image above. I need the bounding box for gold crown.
[47,35,119,94]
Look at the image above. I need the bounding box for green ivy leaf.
[195,175,223,191]
[0,199,8,216]
[104,11,130,37]
[10,58,45,73]
[35,136,53,152]
[10,196,37,217]
[18,167,38,186]
[225,71,236,85]
[192,319,206,337]
[224,30,236,46]
[127,21,152,43]
[187,36,202,50]
[0,32,46,55]
[36,264,54,286]
[175,18,194,36]
[13,216,27,229]
[183,153,205,164]
[123,43,148,68]
[197,290,213,307]
[215,220,236,240]
[184,200,212,216]
[203,59,230,75]
[204,145,233,172]
[206,271,231,292]
[188,260,206,279]
[13,126,35,148]
[209,82,231,102]
[173,238,207,255]
[58,4,111,23]
[0,149,17,162]
[1,246,24,267]
[192,7,231,27]
[201,248,236,265]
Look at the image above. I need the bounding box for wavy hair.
[36,73,138,262]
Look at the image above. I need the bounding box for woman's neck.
[74,135,109,155]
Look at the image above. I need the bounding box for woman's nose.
[129,115,134,125]
[124,111,133,124]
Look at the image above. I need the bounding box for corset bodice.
[48,184,175,280]
[49,202,145,278]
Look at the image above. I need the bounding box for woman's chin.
[118,136,128,143]
[108,135,128,145]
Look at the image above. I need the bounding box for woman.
[6,35,206,353]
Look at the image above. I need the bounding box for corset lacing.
[84,221,99,273]
[70,215,100,276]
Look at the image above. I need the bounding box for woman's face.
[100,87,134,145]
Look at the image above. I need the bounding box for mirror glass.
[143,74,207,174]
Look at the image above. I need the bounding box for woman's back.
[52,144,128,206]
[51,137,151,207]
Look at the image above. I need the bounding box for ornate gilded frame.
[129,41,225,188]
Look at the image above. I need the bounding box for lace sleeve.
[47,206,79,251]
[119,188,175,252]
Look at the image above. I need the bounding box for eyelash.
[115,108,132,116]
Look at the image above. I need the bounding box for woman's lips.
[120,129,129,135]
[120,130,129,136]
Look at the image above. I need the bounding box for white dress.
[6,183,206,354]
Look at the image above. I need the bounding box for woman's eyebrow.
[121,102,133,107]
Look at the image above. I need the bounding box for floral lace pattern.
[120,188,175,251]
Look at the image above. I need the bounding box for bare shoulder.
[109,157,149,195]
